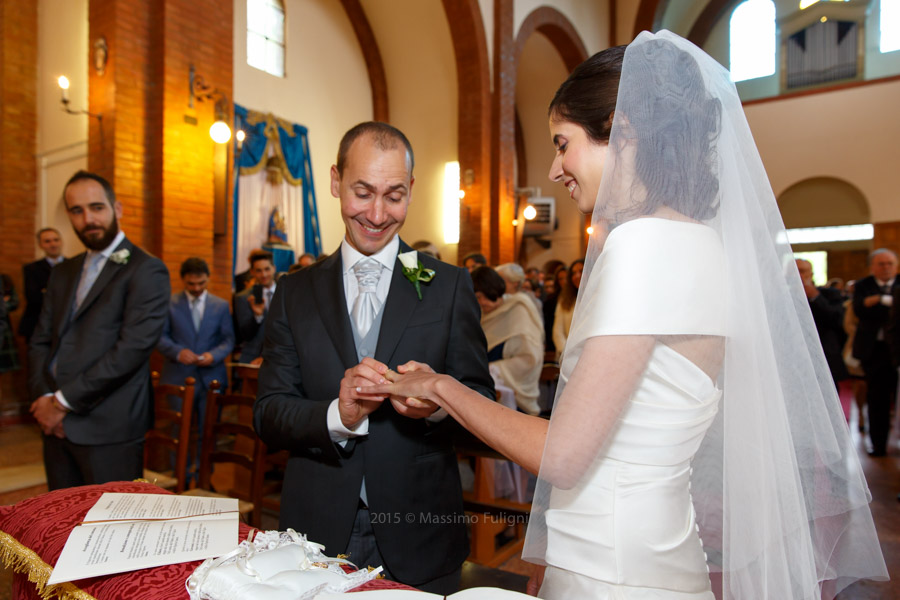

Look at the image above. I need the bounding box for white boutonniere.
[398,250,435,300]
[109,249,130,265]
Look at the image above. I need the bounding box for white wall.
[361,0,459,264]
[233,0,372,254]
[516,33,583,269]
[37,0,89,259]
[743,78,900,223]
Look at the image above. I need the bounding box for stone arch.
[777,176,870,229]
[487,6,587,263]
[442,0,491,261]
[338,0,388,122]
[514,7,588,72]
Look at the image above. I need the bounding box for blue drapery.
[232,104,323,270]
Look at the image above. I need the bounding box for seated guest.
[471,266,543,415]
[19,228,65,343]
[297,252,316,268]
[497,262,542,312]
[157,257,235,478]
[412,239,441,261]
[462,252,487,273]
[233,250,276,364]
[0,274,20,379]
[552,259,583,360]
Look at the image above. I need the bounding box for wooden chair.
[235,361,287,522]
[456,433,532,567]
[182,381,264,526]
[143,372,195,493]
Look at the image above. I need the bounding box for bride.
[373,31,887,599]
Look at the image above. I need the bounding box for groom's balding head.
[335,122,414,178]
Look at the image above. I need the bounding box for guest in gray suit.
[157,257,235,477]
[29,170,170,490]
[254,122,494,594]
[233,251,276,364]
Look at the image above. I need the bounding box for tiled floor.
[1,406,897,598]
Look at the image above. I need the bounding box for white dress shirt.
[327,236,399,442]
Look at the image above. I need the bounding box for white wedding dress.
[539,218,725,599]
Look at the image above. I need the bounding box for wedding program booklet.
[48,492,239,584]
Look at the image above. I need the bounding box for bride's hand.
[371,367,445,418]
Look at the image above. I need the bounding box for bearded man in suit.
[19,228,65,343]
[29,170,170,489]
[254,122,494,594]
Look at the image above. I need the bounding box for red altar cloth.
[0,481,414,599]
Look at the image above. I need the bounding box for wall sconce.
[235,129,246,152]
[189,64,231,144]
[57,76,102,121]
[523,205,537,221]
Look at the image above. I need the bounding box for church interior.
[0,0,899,597]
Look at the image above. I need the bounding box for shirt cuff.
[425,407,448,423]
[54,390,72,411]
[254,313,265,324]
[327,398,369,445]
[881,294,893,307]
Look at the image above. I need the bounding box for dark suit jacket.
[808,286,848,382]
[18,258,54,340]
[254,242,494,586]
[157,292,234,390]
[852,275,900,364]
[28,238,170,445]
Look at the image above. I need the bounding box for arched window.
[882,0,900,53]
[730,0,776,82]
[247,0,285,77]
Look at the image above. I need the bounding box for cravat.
[191,296,203,331]
[74,252,103,310]
[351,258,382,338]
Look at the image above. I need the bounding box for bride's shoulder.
[606,217,720,256]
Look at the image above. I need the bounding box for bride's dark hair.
[620,40,721,220]
[548,45,626,144]
[549,41,721,221]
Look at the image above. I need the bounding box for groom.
[254,122,494,593]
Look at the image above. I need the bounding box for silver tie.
[191,297,203,331]
[74,252,103,310]
[351,258,382,338]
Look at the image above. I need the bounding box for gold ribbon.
[0,530,96,600]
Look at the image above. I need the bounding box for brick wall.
[87,0,233,300]
[0,0,38,305]
[160,0,233,300]
[0,0,38,407]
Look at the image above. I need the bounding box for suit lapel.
[55,255,86,339]
[72,238,131,321]
[313,251,358,369]
[375,242,418,365]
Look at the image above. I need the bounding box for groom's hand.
[338,357,389,428]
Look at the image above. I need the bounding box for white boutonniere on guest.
[398,250,435,301]
[109,249,130,265]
